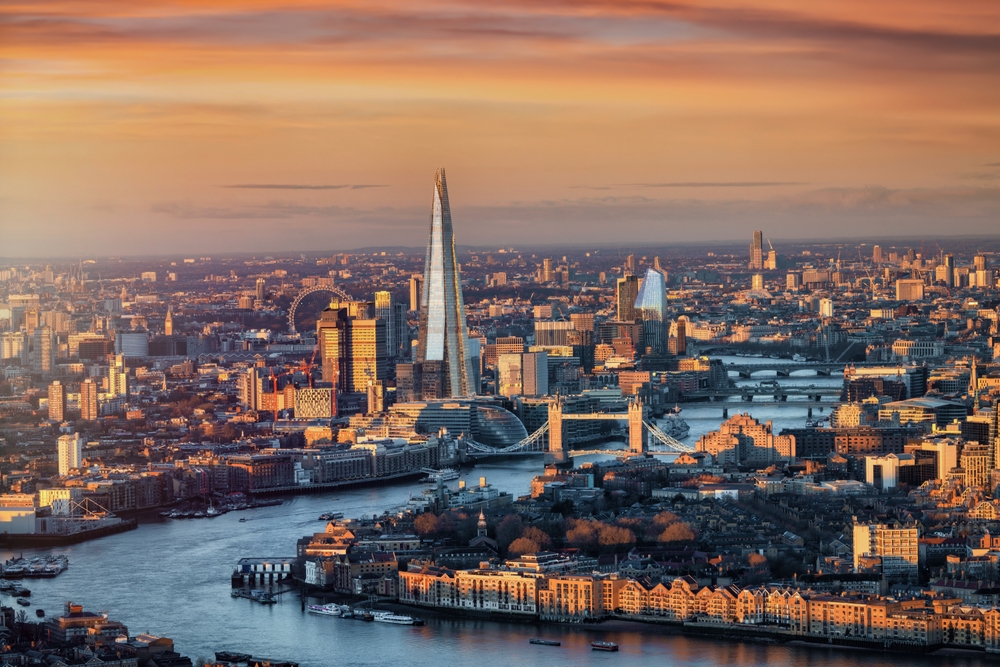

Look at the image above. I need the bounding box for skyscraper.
[616,275,639,322]
[415,168,475,398]
[48,380,66,422]
[374,291,400,358]
[409,275,423,313]
[750,230,764,270]
[255,277,266,302]
[873,245,883,264]
[634,267,667,355]
[80,379,99,421]
[32,325,54,373]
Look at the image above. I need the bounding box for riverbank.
[0,518,137,547]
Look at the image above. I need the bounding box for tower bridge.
[465,398,693,459]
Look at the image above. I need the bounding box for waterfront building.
[48,380,66,422]
[696,413,796,465]
[0,494,37,534]
[415,168,476,398]
[58,433,84,475]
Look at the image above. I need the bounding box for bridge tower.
[628,399,648,455]
[547,398,565,455]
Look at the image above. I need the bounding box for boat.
[306,603,343,616]
[206,506,221,517]
[318,512,344,521]
[658,416,690,438]
[13,588,30,597]
[361,611,375,622]
[529,639,561,646]
[424,468,460,483]
[16,598,29,606]
[373,611,418,625]
[215,652,252,663]
[35,609,44,617]
[591,641,618,652]
[239,518,247,522]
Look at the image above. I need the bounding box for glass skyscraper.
[634,266,667,354]
[416,168,476,397]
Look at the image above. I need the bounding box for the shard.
[416,168,475,397]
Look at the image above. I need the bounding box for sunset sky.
[2,0,1000,257]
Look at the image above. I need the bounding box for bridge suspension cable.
[644,420,695,453]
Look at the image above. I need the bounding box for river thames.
[5,365,986,666]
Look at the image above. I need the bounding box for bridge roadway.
[722,361,880,378]
[683,387,843,400]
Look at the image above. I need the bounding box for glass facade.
[634,267,667,354]
[416,168,476,397]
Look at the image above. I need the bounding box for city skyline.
[3,1,1000,256]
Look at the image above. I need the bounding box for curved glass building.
[389,400,528,448]
[634,267,667,354]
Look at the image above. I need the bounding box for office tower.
[940,253,955,287]
[57,433,84,476]
[108,354,129,397]
[48,380,66,422]
[415,168,475,398]
[409,275,423,313]
[624,254,636,275]
[873,245,883,264]
[534,320,575,346]
[749,230,764,270]
[896,278,925,301]
[80,379,99,421]
[375,291,399,358]
[819,298,834,318]
[32,325,54,373]
[542,258,555,283]
[765,250,778,271]
[616,275,640,322]
[751,274,764,291]
[975,254,988,272]
[317,302,387,394]
[497,351,548,397]
[255,277,266,302]
[674,315,688,356]
[634,267,667,355]
[392,302,407,359]
[786,272,802,290]
[164,306,173,336]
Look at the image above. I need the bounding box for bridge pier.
[722,407,728,419]
[808,407,813,418]
[628,401,648,455]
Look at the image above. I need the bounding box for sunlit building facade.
[416,168,476,397]
[634,267,667,355]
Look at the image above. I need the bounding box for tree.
[414,512,439,536]
[598,525,636,552]
[658,522,695,543]
[521,526,553,550]
[496,515,525,549]
[507,537,540,557]
[565,519,600,551]
[747,553,769,567]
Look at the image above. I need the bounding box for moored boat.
[373,611,419,625]
[529,639,561,646]
[591,641,618,652]
[16,598,29,606]
[215,652,253,663]
[306,603,343,616]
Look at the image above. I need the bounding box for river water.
[7,362,982,667]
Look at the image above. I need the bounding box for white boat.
[424,469,459,483]
[658,416,690,438]
[373,611,419,625]
[307,603,344,616]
